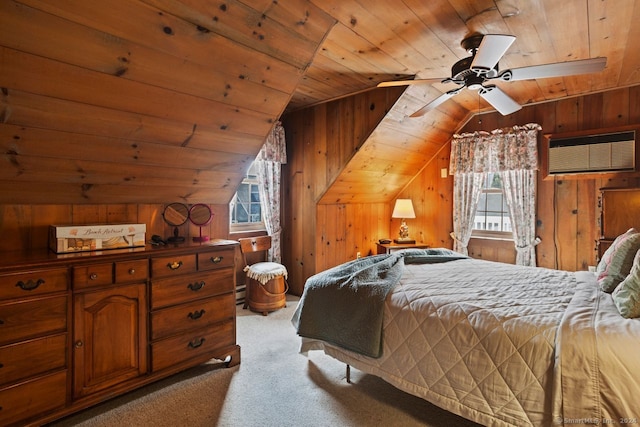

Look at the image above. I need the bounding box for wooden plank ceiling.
[1,0,639,205]
[299,0,640,204]
[0,0,335,204]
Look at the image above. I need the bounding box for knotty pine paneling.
[285,84,640,292]
[457,85,640,270]
[391,141,454,249]
[282,87,404,295]
[0,0,335,205]
[315,203,389,274]
[467,238,516,265]
[0,203,229,254]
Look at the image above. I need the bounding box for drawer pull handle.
[75,340,84,348]
[167,261,183,270]
[128,268,136,275]
[187,281,205,291]
[188,337,205,349]
[16,278,45,291]
[188,309,205,320]
[90,273,98,280]
[210,256,223,263]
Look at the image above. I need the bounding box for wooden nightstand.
[376,242,430,254]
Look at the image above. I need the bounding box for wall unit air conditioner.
[547,130,635,175]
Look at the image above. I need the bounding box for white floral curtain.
[256,121,287,263]
[451,172,485,255]
[449,123,541,265]
[502,169,540,266]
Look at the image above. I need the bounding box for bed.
[291,249,640,427]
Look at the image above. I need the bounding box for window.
[472,173,512,238]
[230,162,265,231]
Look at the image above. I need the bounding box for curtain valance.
[449,123,540,174]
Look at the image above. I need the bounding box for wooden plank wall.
[5,86,640,296]
[0,203,229,253]
[282,87,404,295]
[459,86,640,271]
[0,0,334,205]
[0,202,266,299]
[283,84,640,296]
[391,143,454,251]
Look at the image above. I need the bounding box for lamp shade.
[392,199,416,219]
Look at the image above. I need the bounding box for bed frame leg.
[346,364,351,383]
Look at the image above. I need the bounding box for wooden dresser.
[597,187,640,259]
[0,240,240,427]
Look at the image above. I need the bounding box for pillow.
[596,228,640,293]
[612,249,640,318]
[596,228,637,272]
[401,248,468,264]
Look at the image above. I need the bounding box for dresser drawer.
[73,262,113,288]
[151,254,197,278]
[0,268,68,300]
[151,293,235,340]
[198,248,235,271]
[151,269,234,309]
[151,320,235,372]
[74,259,149,290]
[0,334,67,386]
[115,259,148,283]
[0,370,67,427]
[0,295,67,345]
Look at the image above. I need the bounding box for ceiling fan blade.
[470,34,516,74]
[478,85,522,115]
[409,91,457,118]
[377,78,447,88]
[499,57,607,81]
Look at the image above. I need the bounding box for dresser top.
[0,239,239,272]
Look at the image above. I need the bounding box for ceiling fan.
[377,33,607,117]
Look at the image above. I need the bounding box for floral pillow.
[612,249,640,318]
[596,228,640,293]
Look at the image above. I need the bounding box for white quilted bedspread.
[299,258,640,426]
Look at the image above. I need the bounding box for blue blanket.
[291,248,467,358]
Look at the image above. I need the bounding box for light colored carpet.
[50,295,481,427]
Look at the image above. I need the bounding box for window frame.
[471,173,513,240]
[229,163,266,233]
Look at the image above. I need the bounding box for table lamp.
[392,199,416,244]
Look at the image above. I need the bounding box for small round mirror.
[189,203,213,242]
[163,203,188,243]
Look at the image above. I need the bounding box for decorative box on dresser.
[0,240,240,427]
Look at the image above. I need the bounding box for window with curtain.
[229,122,286,262]
[449,123,541,266]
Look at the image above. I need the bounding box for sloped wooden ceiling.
[296,0,640,204]
[317,85,466,204]
[0,0,335,204]
[3,0,640,206]
[294,0,640,113]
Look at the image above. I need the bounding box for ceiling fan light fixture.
[376,33,607,117]
[466,74,485,90]
[470,34,516,74]
[479,85,522,115]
